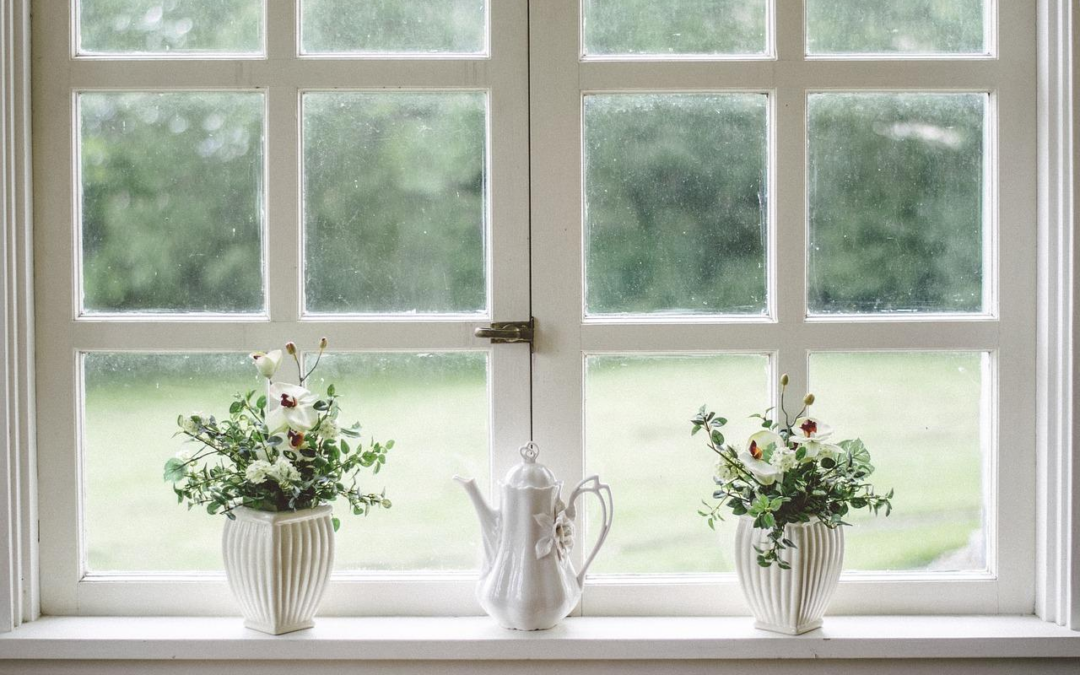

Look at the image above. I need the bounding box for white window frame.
[28,0,532,616]
[0,0,1074,629]
[531,0,1036,616]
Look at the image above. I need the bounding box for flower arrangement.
[691,374,893,568]
[165,338,392,531]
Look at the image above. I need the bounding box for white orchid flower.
[792,416,832,442]
[250,350,283,379]
[265,382,319,434]
[738,449,783,485]
[747,430,784,460]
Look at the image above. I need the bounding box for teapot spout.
[454,476,499,565]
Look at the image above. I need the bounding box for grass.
[83,351,986,576]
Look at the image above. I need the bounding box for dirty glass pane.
[806,0,986,55]
[807,93,986,314]
[79,92,265,314]
[305,352,489,571]
[585,353,770,574]
[82,353,262,572]
[301,0,486,55]
[583,0,767,57]
[809,352,988,572]
[303,92,487,315]
[79,0,264,55]
[584,94,768,316]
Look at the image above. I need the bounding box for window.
[33,0,1036,617]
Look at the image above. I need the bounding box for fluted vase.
[734,517,844,635]
[222,505,335,635]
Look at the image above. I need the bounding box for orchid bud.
[319,336,328,350]
[780,373,789,386]
[803,393,815,406]
[285,341,297,355]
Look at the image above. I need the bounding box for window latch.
[474,318,535,345]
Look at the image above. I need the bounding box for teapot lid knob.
[519,442,540,464]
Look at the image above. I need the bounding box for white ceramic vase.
[222,505,335,635]
[734,516,844,635]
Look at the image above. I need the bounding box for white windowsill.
[0,615,1077,661]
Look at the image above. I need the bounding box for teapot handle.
[566,475,613,588]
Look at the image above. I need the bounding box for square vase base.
[753,619,823,636]
[243,619,315,636]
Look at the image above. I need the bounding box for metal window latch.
[474,318,535,345]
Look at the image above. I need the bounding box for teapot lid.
[502,442,559,489]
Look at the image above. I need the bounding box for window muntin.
[302,91,489,316]
[77,0,265,56]
[78,91,266,315]
[300,0,488,56]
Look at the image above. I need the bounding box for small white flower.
[245,460,272,485]
[770,447,799,473]
[249,350,283,379]
[175,447,196,462]
[266,458,300,486]
[318,419,341,441]
[180,413,204,436]
[715,457,740,483]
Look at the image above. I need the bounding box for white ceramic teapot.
[454,442,613,630]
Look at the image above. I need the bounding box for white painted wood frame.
[30,0,532,616]
[531,0,1038,615]
[0,0,1076,629]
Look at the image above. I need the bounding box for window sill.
[0,615,1077,661]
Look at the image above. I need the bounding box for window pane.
[83,353,263,572]
[584,94,768,317]
[585,354,770,574]
[303,92,487,315]
[807,93,985,315]
[301,0,486,55]
[80,92,265,314]
[305,352,489,571]
[583,0,767,57]
[809,352,988,572]
[78,0,263,55]
[806,0,986,55]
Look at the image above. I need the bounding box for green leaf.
[327,384,336,397]
[332,517,341,532]
[163,458,187,483]
[385,440,394,450]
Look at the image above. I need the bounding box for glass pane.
[584,94,768,316]
[78,0,264,55]
[806,0,986,55]
[83,353,263,572]
[303,92,487,315]
[585,353,770,574]
[305,352,489,571]
[583,0,767,57]
[301,0,486,55]
[80,92,265,314]
[809,352,988,572]
[807,93,986,315]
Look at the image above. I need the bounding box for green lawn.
[83,351,987,575]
